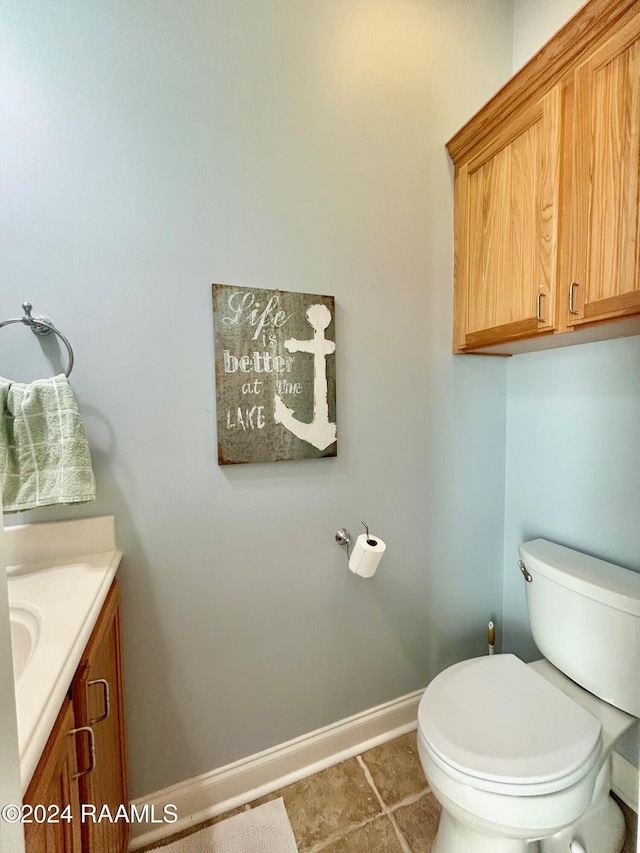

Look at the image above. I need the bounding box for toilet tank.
[518,539,640,717]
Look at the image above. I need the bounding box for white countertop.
[4,516,123,794]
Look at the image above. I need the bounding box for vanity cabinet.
[72,581,129,853]
[23,581,128,853]
[449,0,640,354]
[22,699,83,853]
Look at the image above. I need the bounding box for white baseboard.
[128,689,424,851]
[128,687,639,851]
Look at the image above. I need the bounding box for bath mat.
[159,798,298,853]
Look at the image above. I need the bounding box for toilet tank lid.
[519,539,640,617]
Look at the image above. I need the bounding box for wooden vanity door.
[72,581,129,853]
[23,698,83,853]
[567,12,640,325]
[455,86,561,350]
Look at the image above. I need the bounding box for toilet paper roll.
[348,533,386,578]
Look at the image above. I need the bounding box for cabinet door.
[454,86,561,351]
[23,699,83,853]
[567,13,640,326]
[72,582,129,853]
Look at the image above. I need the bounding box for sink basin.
[5,515,122,794]
[10,605,40,682]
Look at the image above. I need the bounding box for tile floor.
[142,731,638,853]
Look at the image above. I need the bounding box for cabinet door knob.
[69,725,96,779]
[536,292,545,322]
[88,678,111,724]
[569,281,580,315]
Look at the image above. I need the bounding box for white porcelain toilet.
[417,538,640,853]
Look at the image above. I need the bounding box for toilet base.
[539,774,625,853]
[431,764,626,853]
[432,810,540,852]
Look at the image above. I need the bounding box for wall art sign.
[212,283,337,465]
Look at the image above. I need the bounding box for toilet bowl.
[416,539,640,853]
[417,655,633,851]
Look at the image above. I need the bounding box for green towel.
[0,374,96,513]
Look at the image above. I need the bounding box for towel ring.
[0,302,74,377]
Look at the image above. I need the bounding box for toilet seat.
[418,655,603,796]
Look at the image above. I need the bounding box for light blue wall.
[2,0,637,803]
[502,337,640,768]
[1,0,512,798]
[503,337,640,658]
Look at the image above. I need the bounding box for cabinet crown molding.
[446,0,638,165]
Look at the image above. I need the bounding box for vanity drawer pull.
[88,678,111,724]
[69,726,95,779]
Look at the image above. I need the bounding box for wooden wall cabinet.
[565,12,640,329]
[449,0,640,354]
[454,87,561,350]
[23,581,128,853]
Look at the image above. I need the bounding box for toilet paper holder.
[335,527,352,559]
[335,521,377,562]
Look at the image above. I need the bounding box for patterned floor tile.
[318,815,405,852]
[360,731,428,807]
[392,791,441,853]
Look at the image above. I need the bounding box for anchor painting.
[212,284,337,464]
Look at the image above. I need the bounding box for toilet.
[417,538,640,853]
